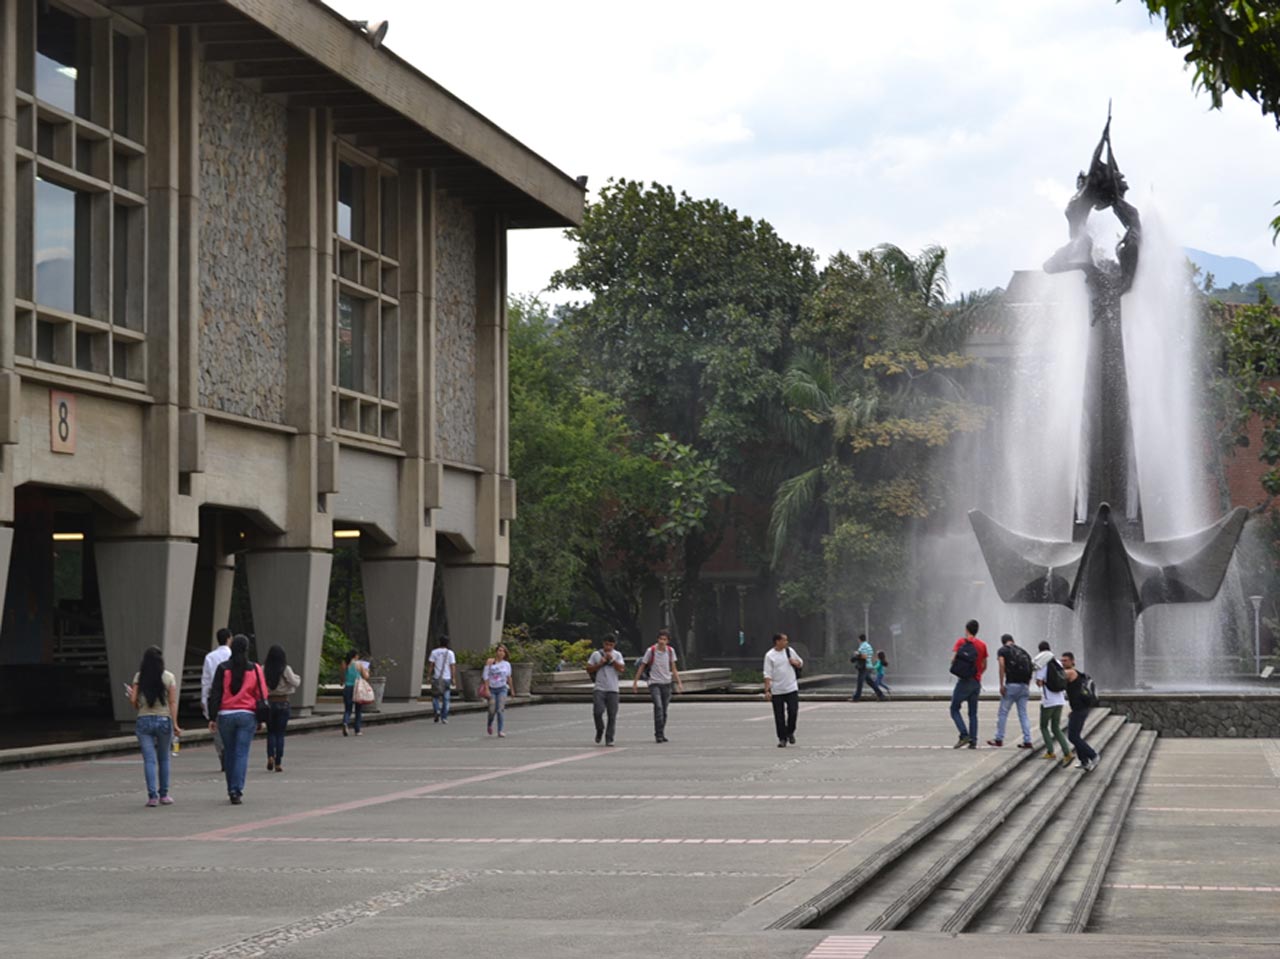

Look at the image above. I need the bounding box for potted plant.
[505,642,537,697]
[364,655,397,711]
[455,648,488,701]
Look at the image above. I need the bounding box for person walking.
[949,619,988,749]
[867,650,890,700]
[855,632,875,701]
[763,633,803,747]
[262,644,300,773]
[1033,641,1073,764]
[200,627,232,770]
[428,636,456,724]
[483,644,513,737]
[1061,652,1099,771]
[586,634,625,746]
[341,649,368,737]
[988,634,1035,748]
[130,646,182,807]
[633,628,684,743]
[207,634,265,805]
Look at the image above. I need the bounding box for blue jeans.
[649,682,673,738]
[1067,707,1097,762]
[135,715,173,800]
[217,711,256,797]
[950,678,982,740]
[995,682,1032,743]
[432,678,451,720]
[266,701,291,762]
[487,686,508,732]
[866,674,888,700]
[342,685,363,732]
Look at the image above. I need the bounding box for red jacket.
[952,636,989,682]
[208,663,266,718]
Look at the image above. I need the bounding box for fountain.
[967,117,1248,689]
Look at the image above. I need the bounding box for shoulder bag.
[353,674,376,706]
[253,666,271,723]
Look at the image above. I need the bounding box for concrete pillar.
[441,563,507,656]
[186,536,234,652]
[362,557,434,700]
[96,539,198,722]
[245,549,331,711]
[0,525,13,631]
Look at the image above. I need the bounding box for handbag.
[253,666,271,723]
[353,675,376,706]
[478,679,491,700]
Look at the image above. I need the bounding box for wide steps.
[811,709,1156,936]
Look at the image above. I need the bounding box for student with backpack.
[632,628,684,743]
[987,634,1034,748]
[948,619,988,749]
[1061,652,1099,771]
[1033,641,1073,765]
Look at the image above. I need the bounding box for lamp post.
[862,602,870,643]
[1250,595,1264,677]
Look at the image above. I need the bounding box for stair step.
[1034,728,1158,933]
[814,708,1112,932]
[920,715,1135,933]
[967,718,1142,933]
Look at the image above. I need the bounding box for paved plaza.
[2,699,1278,959]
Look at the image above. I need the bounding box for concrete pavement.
[1,699,1276,958]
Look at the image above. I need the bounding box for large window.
[333,150,400,442]
[13,2,146,385]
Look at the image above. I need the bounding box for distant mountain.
[1184,248,1276,288]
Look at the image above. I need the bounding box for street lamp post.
[862,602,870,643]
[1250,595,1264,677]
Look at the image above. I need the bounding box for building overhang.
[105,0,586,228]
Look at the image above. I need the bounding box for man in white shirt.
[201,628,232,769]
[763,632,804,747]
[1033,640,1072,761]
[585,634,625,746]
[428,636,456,724]
[632,629,683,743]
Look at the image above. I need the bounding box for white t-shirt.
[429,647,456,682]
[641,645,677,684]
[1034,662,1066,708]
[763,647,802,695]
[482,660,512,689]
[588,650,624,692]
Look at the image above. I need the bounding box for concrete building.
[0,0,584,720]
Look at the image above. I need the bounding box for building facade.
[0,0,584,720]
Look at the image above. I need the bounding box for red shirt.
[952,636,989,682]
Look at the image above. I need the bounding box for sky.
[328,0,1280,300]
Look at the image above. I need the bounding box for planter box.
[532,669,590,693]
[365,675,387,712]
[459,668,486,702]
[511,662,535,697]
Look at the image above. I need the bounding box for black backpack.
[1045,657,1068,692]
[950,639,978,680]
[1004,644,1033,683]
[1075,671,1098,707]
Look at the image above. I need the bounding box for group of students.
[949,619,1100,770]
[129,629,301,807]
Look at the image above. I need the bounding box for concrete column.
[0,0,16,372]
[362,557,434,700]
[0,525,13,630]
[96,539,198,722]
[186,529,234,652]
[245,549,331,711]
[441,563,507,656]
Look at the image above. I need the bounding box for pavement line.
[804,935,883,958]
[414,793,922,801]
[1262,741,1280,781]
[746,704,831,722]
[1106,882,1280,893]
[212,836,858,845]
[1139,783,1280,789]
[188,749,618,841]
[1135,806,1280,813]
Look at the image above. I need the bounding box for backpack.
[950,639,978,680]
[1044,657,1068,693]
[1003,644,1033,683]
[1075,671,1098,708]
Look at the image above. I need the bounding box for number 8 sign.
[50,390,76,454]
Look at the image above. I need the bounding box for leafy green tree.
[768,246,991,652]
[1218,296,1280,498]
[1135,1,1280,236]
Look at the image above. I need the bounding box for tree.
[1217,295,1280,498]
[551,180,817,652]
[768,246,991,652]
[1135,1,1280,237]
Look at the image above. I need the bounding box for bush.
[320,622,350,685]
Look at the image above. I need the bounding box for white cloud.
[326,0,1280,295]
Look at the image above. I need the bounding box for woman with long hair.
[263,644,301,772]
[130,645,182,807]
[207,634,266,804]
[342,648,368,736]
[868,650,890,700]
[482,644,513,737]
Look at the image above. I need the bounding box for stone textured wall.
[434,191,477,463]
[1103,693,1280,737]
[198,64,288,424]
